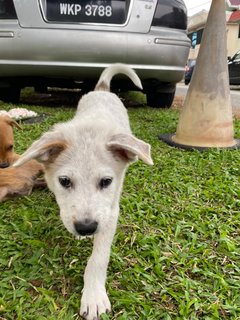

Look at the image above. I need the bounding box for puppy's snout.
[74,219,98,236]
[0,162,9,168]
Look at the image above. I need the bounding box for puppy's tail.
[94,63,143,92]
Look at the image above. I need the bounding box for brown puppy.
[0,160,44,200]
[0,115,45,201]
[0,115,21,167]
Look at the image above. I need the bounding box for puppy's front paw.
[80,286,111,320]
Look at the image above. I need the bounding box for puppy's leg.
[0,187,8,202]
[80,211,118,320]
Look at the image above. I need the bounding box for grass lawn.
[0,91,240,319]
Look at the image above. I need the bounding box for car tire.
[146,89,176,108]
[0,87,21,103]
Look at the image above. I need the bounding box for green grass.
[0,92,240,319]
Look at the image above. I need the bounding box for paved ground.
[176,83,240,115]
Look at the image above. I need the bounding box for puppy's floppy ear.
[13,131,68,167]
[4,116,22,130]
[107,133,153,165]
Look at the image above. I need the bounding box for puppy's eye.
[59,176,72,189]
[99,177,113,189]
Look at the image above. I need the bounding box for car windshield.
[232,51,240,61]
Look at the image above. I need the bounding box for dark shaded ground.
[20,88,146,110]
[20,89,81,108]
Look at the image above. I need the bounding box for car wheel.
[0,87,21,103]
[146,88,176,108]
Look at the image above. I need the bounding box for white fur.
[14,64,153,320]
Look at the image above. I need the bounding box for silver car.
[0,0,190,107]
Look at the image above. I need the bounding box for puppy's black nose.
[74,219,98,236]
[0,162,9,168]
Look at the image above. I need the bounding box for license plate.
[46,0,126,24]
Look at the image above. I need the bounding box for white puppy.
[14,64,153,319]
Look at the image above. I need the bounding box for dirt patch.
[233,109,240,119]
[171,95,184,110]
